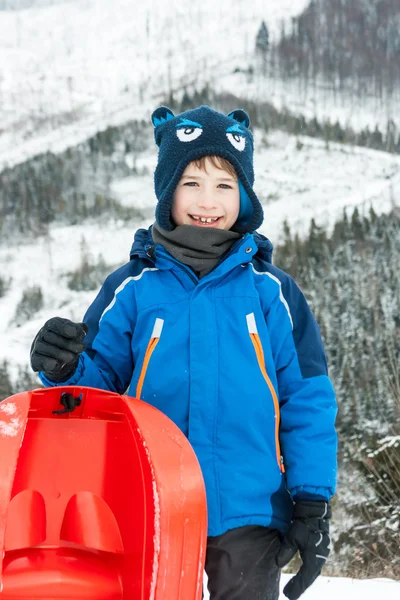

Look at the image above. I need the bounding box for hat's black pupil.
[185,128,195,135]
[233,134,241,142]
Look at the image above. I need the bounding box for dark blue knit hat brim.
[155,144,263,234]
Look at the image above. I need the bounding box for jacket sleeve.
[263,270,338,500]
[39,266,137,394]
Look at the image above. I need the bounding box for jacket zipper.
[246,313,285,473]
[152,246,199,285]
[136,318,164,400]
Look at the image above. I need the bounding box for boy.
[31,105,337,600]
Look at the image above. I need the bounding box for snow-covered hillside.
[0,0,309,169]
[1,0,399,172]
[218,70,400,135]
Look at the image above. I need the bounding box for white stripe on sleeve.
[100,268,158,322]
[250,264,293,329]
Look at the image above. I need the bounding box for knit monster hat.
[151,105,264,233]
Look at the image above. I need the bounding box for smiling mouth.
[189,215,222,225]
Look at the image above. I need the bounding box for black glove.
[30,317,88,381]
[276,500,331,600]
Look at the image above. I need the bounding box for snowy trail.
[203,573,400,599]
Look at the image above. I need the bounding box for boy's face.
[172,158,240,230]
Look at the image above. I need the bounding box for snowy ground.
[203,573,400,599]
[279,574,400,600]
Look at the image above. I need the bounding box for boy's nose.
[197,191,217,210]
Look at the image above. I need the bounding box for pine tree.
[180,89,192,112]
[255,21,270,77]
[255,21,269,54]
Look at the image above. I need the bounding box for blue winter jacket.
[40,227,337,536]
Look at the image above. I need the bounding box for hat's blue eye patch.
[176,118,203,142]
[226,124,246,151]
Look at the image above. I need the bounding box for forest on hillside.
[257,0,400,99]
[276,207,400,577]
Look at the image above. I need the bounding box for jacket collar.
[129,225,274,266]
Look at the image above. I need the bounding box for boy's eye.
[218,183,232,189]
[226,132,246,151]
[183,181,198,186]
[176,127,203,142]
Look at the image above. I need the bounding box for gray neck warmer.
[152,222,241,279]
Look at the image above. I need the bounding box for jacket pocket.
[246,312,285,473]
[136,317,164,400]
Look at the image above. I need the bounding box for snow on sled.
[0,386,207,599]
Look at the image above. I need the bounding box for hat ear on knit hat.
[151,107,175,132]
[151,105,263,233]
[227,109,251,128]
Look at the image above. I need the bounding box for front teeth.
[191,216,219,223]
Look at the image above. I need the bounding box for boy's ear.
[151,106,175,127]
[228,109,250,129]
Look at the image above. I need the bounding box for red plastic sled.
[0,386,207,599]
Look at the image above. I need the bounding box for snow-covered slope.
[218,70,400,135]
[0,0,309,169]
[2,0,399,172]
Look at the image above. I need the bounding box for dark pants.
[204,525,281,600]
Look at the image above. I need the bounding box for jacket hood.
[253,231,273,263]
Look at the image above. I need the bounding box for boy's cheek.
[171,206,187,227]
